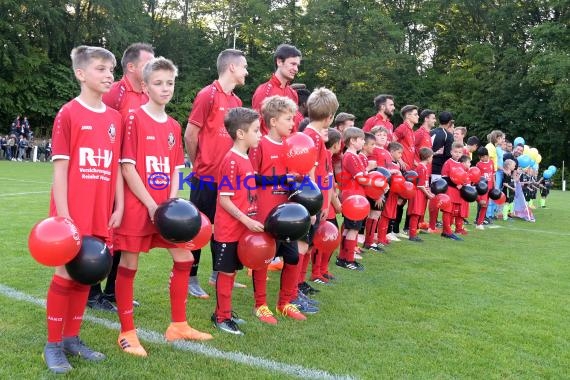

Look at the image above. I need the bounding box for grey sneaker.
[231,311,246,325]
[291,296,319,314]
[87,294,117,312]
[63,336,105,361]
[211,314,244,335]
[188,276,209,299]
[43,342,72,374]
[297,290,320,306]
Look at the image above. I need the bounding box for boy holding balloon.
[43,46,123,374]
[440,142,468,240]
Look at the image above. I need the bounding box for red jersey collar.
[270,74,289,89]
[121,75,142,94]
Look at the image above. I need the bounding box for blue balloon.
[513,137,525,147]
[517,154,531,168]
[548,165,557,174]
[532,163,539,171]
[543,170,554,179]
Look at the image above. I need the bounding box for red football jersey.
[188,80,241,181]
[340,150,366,199]
[102,76,148,118]
[303,126,327,179]
[214,149,258,242]
[362,114,394,141]
[322,149,334,214]
[49,98,122,238]
[394,122,415,168]
[371,146,392,169]
[476,160,495,188]
[251,74,303,135]
[117,107,185,236]
[408,163,429,216]
[441,158,465,204]
[414,126,432,163]
[249,135,289,222]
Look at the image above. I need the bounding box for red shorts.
[407,189,427,216]
[114,232,178,253]
[460,200,469,218]
[381,191,399,219]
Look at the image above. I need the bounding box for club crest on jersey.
[108,123,116,143]
[167,132,175,150]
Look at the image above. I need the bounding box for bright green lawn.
[0,160,569,379]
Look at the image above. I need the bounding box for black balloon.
[475,180,488,195]
[66,236,112,285]
[430,178,448,195]
[489,188,502,200]
[404,170,419,185]
[460,185,478,202]
[375,167,391,182]
[154,198,201,243]
[265,202,311,242]
[288,179,323,216]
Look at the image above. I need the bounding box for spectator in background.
[1,135,7,159]
[7,134,16,160]
[17,136,28,161]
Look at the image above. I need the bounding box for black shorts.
[540,188,549,197]
[211,240,242,273]
[327,217,339,229]
[299,218,320,246]
[276,240,299,265]
[343,216,365,231]
[189,176,218,223]
[367,196,382,211]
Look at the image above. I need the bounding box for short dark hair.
[216,49,246,75]
[334,112,355,126]
[224,107,259,140]
[387,141,403,152]
[466,136,480,146]
[326,128,342,149]
[401,105,418,119]
[297,117,310,132]
[477,147,489,157]
[364,132,375,143]
[420,109,435,123]
[439,111,453,124]
[121,43,154,70]
[459,155,471,163]
[373,94,394,111]
[274,44,301,69]
[296,88,311,106]
[419,147,434,161]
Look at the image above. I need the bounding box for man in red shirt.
[89,43,154,312]
[184,49,248,299]
[252,44,304,135]
[362,94,395,141]
[414,109,436,164]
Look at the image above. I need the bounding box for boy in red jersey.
[252,44,304,135]
[408,148,435,242]
[212,107,263,335]
[114,58,212,357]
[336,127,368,270]
[331,112,355,177]
[184,49,249,299]
[362,132,385,252]
[456,155,472,234]
[248,95,307,323]
[440,142,467,241]
[475,147,495,230]
[362,94,395,141]
[43,46,123,374]
[377,142,404,247]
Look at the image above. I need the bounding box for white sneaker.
[354,253,363,260]
[387,233,401,242]
[475,224,484,230]
[397,231,409,239]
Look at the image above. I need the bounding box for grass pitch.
[0,160,569,379]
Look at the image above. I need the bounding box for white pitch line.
[0,284,355,380]
[0,177,52,185]
[500,225,570,237]
[0,191,51,197]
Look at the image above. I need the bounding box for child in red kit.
[115,58,212,357]
[43,46,123,374]
[440,142,467,241]
[407,148,435,242]
[377,142,405,247]
[456,155,472,235]
[475,147,495,230]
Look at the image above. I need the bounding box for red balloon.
[313,221,341,252]
[398,181,415,200]
[282,133,317,174]
[365,184,384,200]
[238,232,276,270]
[435,193,452,212]
[368,171,387,189]
[450,167,468,185]
[495,192,507,205]
[177,212,212,250]
[28,217,82,266]
[342,195,370,220]
[390,174,406,194]
[468,167,481,183]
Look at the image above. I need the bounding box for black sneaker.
[363,244,384,253]
[322,273,337,282]
[348,261,365,271]
[409,236,423,242]
[441,232,463,241]
[104,293,140,307]
[435,221,443,228]
[299,281,320,295]
[62,336,105,361]
[44,342,72,374]
[231,311,246,325]
[463,218,470,225]
[87,294,117,312]
[336,257,354,270]
[211,314,244,335]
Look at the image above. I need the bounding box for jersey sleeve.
[102,82,123,111]
[218,156,238,196]
[121,112,138,165]
[248,145,262,172]
[344,153,365,178]
[172,120,185,170]
[441,160,450,177]
[51,106,71,161]
[188,87,213,128]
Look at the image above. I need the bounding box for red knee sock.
[170,260,193,323]
[408,215,419,238]
[252,266,268,308]
[278,263,298,308]
[319,248,334,277]
[477,206,487,225]
[364,218,378,246]
[442,212,452,235]
[62,281,90,338]
[310,249,322,280]
[429,207,439,230]
[215,273,234,322]
[297,248,311,285]
[46,275,74,343]
[344,238,357,262]
[116,266,137,332]
[455,216,464,232]
[378,216,390,244]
